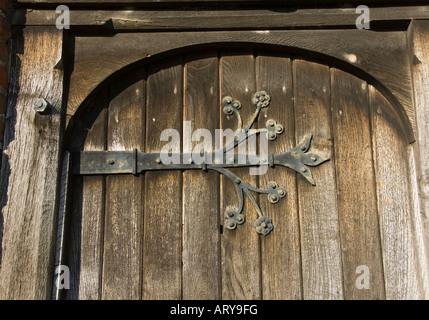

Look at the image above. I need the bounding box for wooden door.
[64,50,420,300]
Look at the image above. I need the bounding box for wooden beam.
[12,7,429,29]
[67,29,415,143]
[14,0,429,7]
[408,20,429,298]
[0,27,65,299]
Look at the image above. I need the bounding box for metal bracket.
[72,91,329,236]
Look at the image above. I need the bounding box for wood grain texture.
[256,54,301,300]
[69,30,415,142]
[0,27,64,299]
[369,85,420,299]
[330,68,385,299]
[78,107,107,300]
[409,20,429,295]
[182,53,220,300]
[293,59,343,300]
[143,59,183,300]
[406,144,429,298]
[220,52,260,300]
[17,7,429,29]
[102,74,145,299]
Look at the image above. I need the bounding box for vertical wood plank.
[256,55,302,299]
[143,59,182,300]
[0,27,64,299]
[79,107,107,299]
[64,106,108,300]
[182,53,220,300]
[370,85,420,299]
[293,59,343,300]
[408,20,429,298]
[102,74,145,299]
[330,69,385,299]
[220,51,261,300]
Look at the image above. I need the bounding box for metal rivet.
[300,167,307,173]
[311,156,317,162]
[108,159,115,165]
[155,157,161,164]
[235,179,241,184]
[270,194,277,202]
[278,189,284,196]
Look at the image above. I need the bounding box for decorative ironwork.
[72,91,329,236]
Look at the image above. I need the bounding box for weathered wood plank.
[16,7,429,29]
[78,107,107,300]
[182,53,220,300]
[220,52,260,300]
[293,59,343,300]
[143,59,183,300]
[102,74,145,299]
[69,30,414,142]
[408,20,429,297]
[256,54,301,299]
[406,144,429,298]
[0,27,64,299]
[369,85,420,299]
[16,0,429,6]
[64,95,108,300]
[330,68,385,299]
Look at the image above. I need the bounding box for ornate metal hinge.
[72,91,329,236]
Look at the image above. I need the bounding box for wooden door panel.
[182,52,221,300]
[331,69,385,300]
[103,74,145,300]
[370,86,420,299]
[66,51,416,300]
[220,52,261,300]
[293,60,344,299]
[143,59,183,300]
[79,107,107,300]
[255,55,301,300]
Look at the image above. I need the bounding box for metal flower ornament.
[73,91,329,236]
[216,91,329,235]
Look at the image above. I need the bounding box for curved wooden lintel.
[67,29,415,142]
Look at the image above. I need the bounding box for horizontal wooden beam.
[13,0,429,7]
[12,6,429,30]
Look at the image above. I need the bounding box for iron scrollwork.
[215,91,328,235]
[73,91,329,236]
